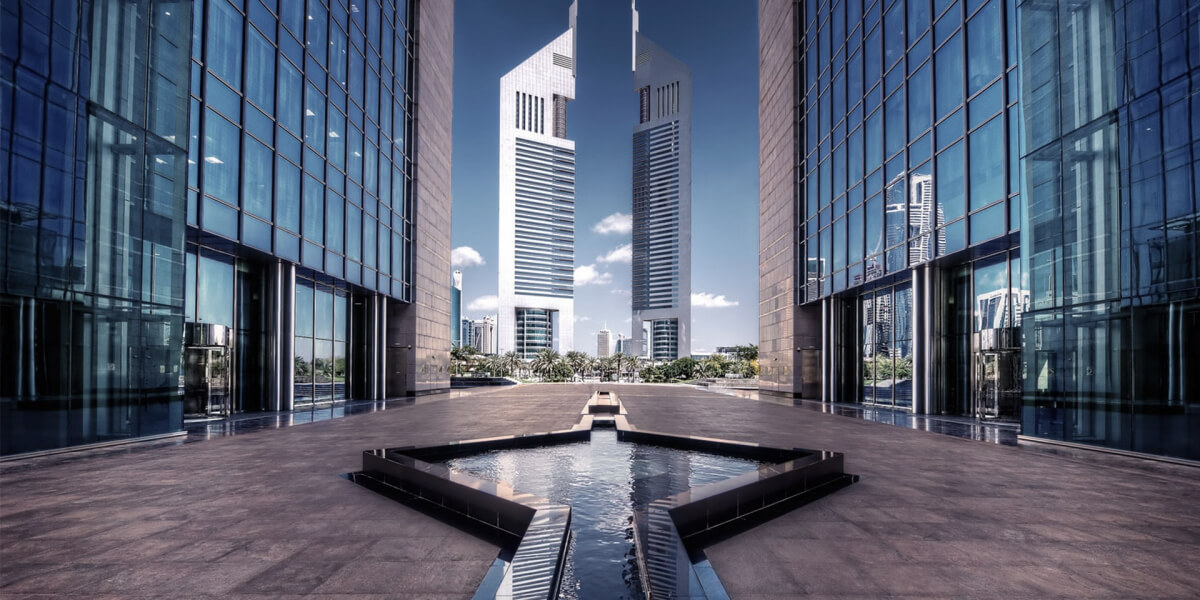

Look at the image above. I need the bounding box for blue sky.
[450,0,759,354]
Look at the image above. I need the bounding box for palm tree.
[565,351,589,382]
[499,351,520,378]
[530,348,561,380]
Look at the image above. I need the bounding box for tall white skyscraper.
[631,2,691,361]
[597,326,612,358]
[498,1,578,358]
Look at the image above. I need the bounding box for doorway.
[183,323,232,418]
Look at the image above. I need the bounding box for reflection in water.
[444,429,760,598]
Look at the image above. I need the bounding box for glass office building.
[1,0,192,455]
[1018,0,1200,460]
[1,0,454,456]
[760,0,1199,461]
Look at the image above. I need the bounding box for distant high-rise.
[472,316,497,355]
[451,271,463,347]
[461,319,474,351]
[497,1,578,358]
[597,326,612,358]
[630,2,691,362]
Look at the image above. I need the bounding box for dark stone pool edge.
[347,392,858,600]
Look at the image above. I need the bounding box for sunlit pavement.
[2,383,1198,598]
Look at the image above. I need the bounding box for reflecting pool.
[444,428,762,598]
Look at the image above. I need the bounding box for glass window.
[304,82,326,153]
[202,110,239,204]
[348,125,363,182]
[326,192,344,253]
[883,1,905,68]
[347,203,361,261]
[937,140,966,222]
[865,27,881,83]
[330,22,348,89]
[849,204,864,264]
[197,253,234,326]
[278,57,303,135]
[936,32,963,118]
[908,0,931,43]
[909,63,932,138]
[969,81,1003,128]
[328,105,346,169]
[303,174,324,243]
[363,216,377,268]
[970,201,1005,243]
[280,0,304,39]
[848,127,864,184]
[306,0,327,66]
[243,136,273,218]
[276,157,300,232]
[969,116,1004,210]
[866,193,883,256]
[866,109,883,171]
[207,0,242,89]
[885,91,905,158]
[295,281,314,337]
[315,287,334,339]
[246,30,275,112]
[966,0,1002,95]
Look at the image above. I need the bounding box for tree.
[664,357,699,381]
[530,348,562,381]
[700,354,732,378]
[730,344,759,363]
[501,351,521,378]
[565,351,589,382]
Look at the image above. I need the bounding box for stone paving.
[2,383,1199,599]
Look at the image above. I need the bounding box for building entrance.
[184,324,232,418]
[973,338,1020,420]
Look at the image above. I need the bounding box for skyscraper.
[0,0,455,456]
[760,0,1200,462]
[451,270,463,347]
[597,326,612,358]
[497,1,578,358]
[630,1,691,361]
[472,316,497,355]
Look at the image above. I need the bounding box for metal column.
[271,262,295,412]
[912,265,937,415]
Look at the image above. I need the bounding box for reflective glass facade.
[1,0,192,454]
[790,0,1026,417]
[1,0,452,456]
[516,307,555,359]
[188,0,415,297]
[797,0,1021,302]
[1018,0,1200,461]
[762,0,1199,462]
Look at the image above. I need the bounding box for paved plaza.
[2,384,1199,598]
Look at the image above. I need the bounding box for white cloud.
[691,292,740,308]
[467,295,498,311]
[451,246,485,268]
[574,264,613,286]
[592,212,632,235]
[596,243,632,264]
[574,315,591,323]
[610,288,631,296]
